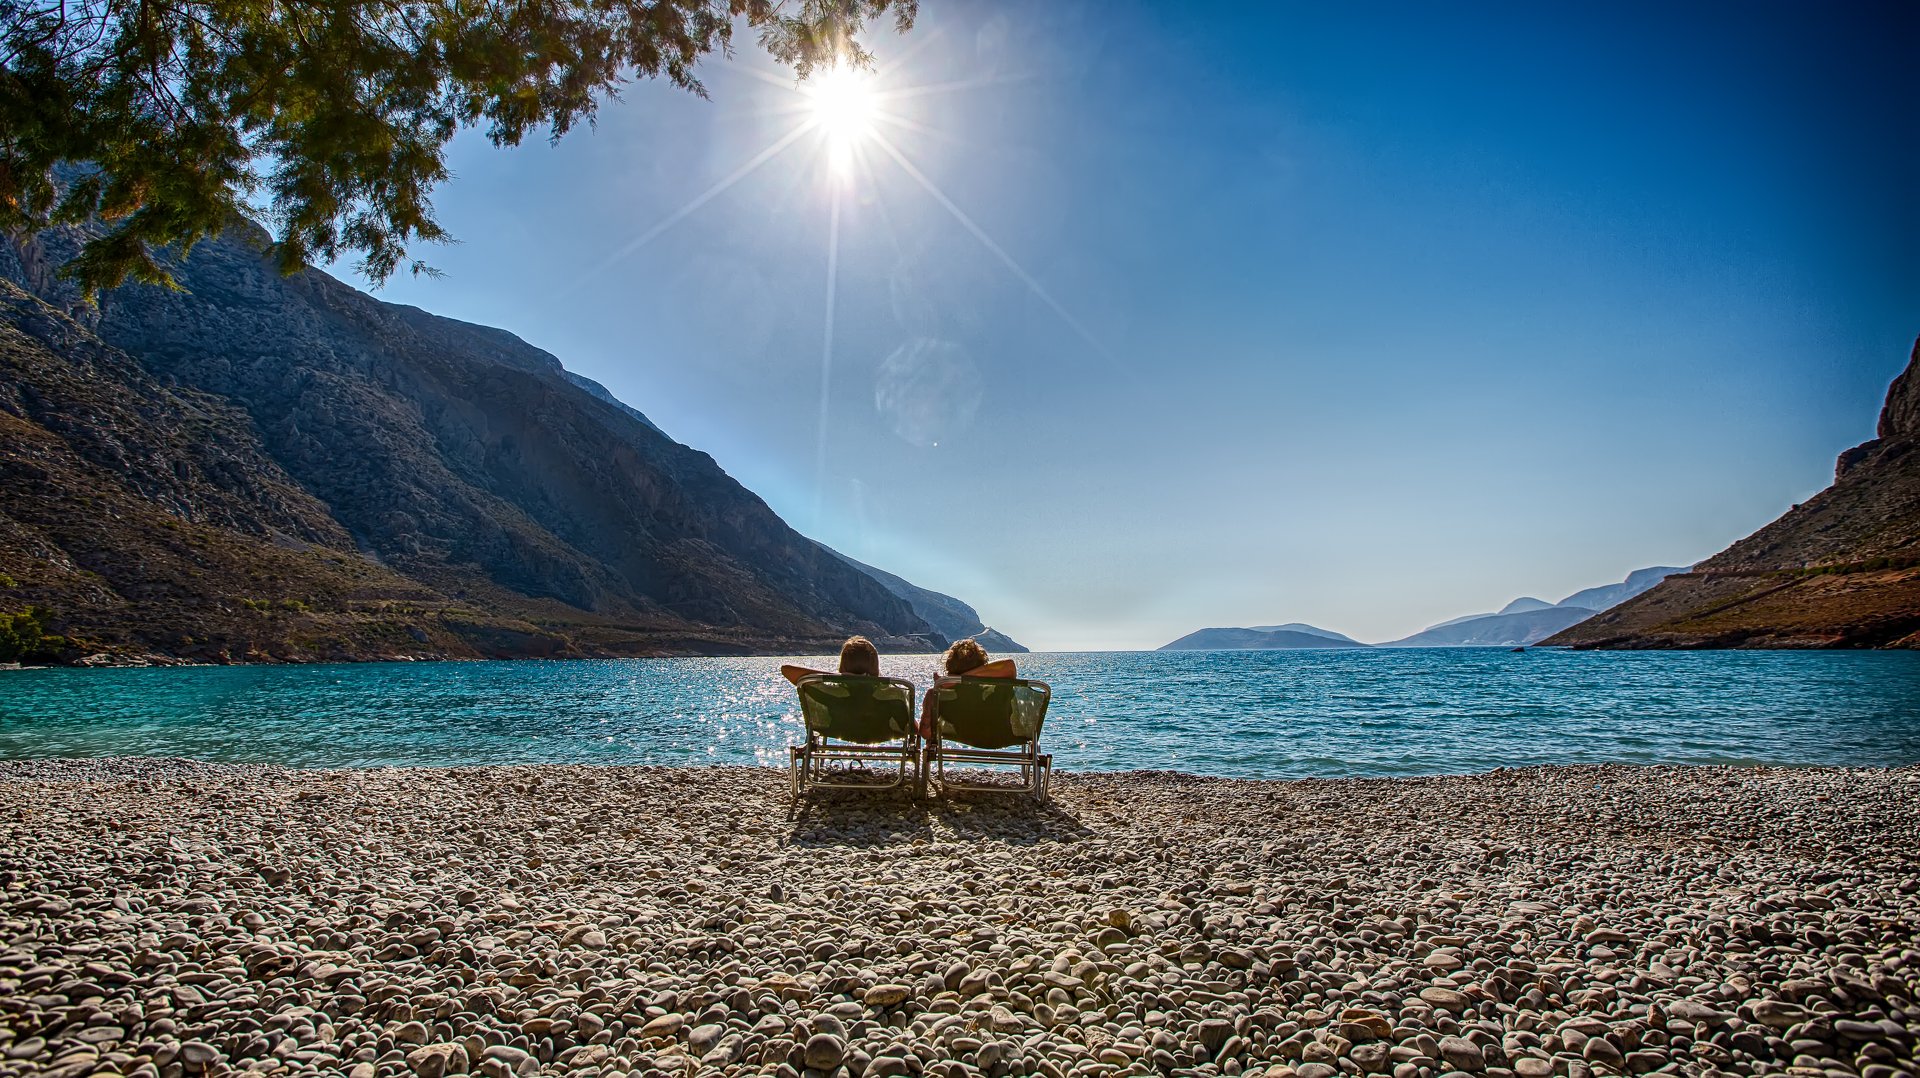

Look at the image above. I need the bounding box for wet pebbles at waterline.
[2,759,1917,1078]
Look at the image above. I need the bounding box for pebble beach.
[2,760,1917,1078]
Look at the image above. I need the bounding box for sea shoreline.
[2,755,1917,780]
[4,759,1917,1078]
[12,641,1920,672]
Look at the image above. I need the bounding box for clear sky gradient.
[350,1,1919,650]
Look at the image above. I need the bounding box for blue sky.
[351,1,1919,650]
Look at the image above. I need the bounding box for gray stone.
[1439,1036,1485,1073]
[1752,1001,1810,1030]
[1197,1019,1234,1056]
[404,1044,465,1078]
[803,1034,847,1071]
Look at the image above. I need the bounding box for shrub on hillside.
[0,607,66,662]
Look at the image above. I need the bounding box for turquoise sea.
[2,649,1917,777]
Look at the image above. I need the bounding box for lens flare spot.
[874,338,981,447]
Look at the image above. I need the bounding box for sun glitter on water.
[806,63,877,178]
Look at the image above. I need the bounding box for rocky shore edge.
[2,759,1916,1078]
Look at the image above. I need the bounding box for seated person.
[782,635,881,685]
[920,637,1016,736]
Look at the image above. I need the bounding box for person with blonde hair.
[920,637,1017,736]
[781,635,882,685]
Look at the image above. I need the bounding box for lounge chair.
[790,674,923,797]
[926,676,1052,797]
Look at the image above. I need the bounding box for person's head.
[837,635,880,677]
[943,637,990,676]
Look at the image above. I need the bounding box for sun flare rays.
[812,184,842,529]
[868,128,1116,366]
[583,48,1115,498]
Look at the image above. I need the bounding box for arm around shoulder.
[781,665,828,686]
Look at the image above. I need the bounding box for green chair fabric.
[797,675,917,744]
[934,678,1051,749]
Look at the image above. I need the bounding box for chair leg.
[790,739,929,794]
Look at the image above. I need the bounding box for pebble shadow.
[783,785,1095,848]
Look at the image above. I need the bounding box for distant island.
[1549,338,1920,649]
[1247,622,1366,645]
[1159,626,1369,651]
[1156,566,1686,650]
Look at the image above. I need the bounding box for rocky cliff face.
[1876,346,1920,441]
[0,225,962,662]
[1547,339,1920,650]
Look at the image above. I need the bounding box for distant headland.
[1156,566,1686,651]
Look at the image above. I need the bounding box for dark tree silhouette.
[0,0,914,294]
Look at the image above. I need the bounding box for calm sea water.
[1,649,1917,778]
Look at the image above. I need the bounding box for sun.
[806,63,878,176]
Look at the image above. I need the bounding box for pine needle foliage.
[0,0,913,294]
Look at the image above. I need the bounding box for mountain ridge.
[1383,606,1596,648]
[1555,567,1690,612]
[0,224,1010,663]
[1158,566,1688,651]
[1387,566,1687,646]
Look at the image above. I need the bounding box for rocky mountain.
[1547,340,1920,649]
[1386,567,1690,647]
[825,550,1027,652]
[1159,627,1370,651]
[1554,566,1690,612]
[971,628,1028,654]
[1422,596,1556,632]
[561,371,663,434]
[1499,597,1555,615]
[0,223,1008,663]
[1383,606,1597,648]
